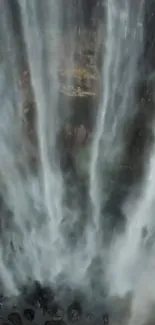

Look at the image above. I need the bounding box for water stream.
[0,1,155,324]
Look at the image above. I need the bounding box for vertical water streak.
[89,0,144,230]
[106,129,155,296]
[19,1,64,251]
[0,0,30,294]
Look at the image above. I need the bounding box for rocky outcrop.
[19,29,100,175]
[59,64,98,129]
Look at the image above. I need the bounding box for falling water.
[1,0,155,324]
[89,0,144,230]
[0,0,93,298]
[0,0,66,295]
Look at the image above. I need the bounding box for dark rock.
[103,313,109,325]
[23,308,35,322]
[67,301,82,322]
[52,306,65,322]
[143,0,155,75]
[46,302,58,317]
[38,286,54,310]
[6,0,26,72]
[24,283,54,311]
[8,313,22,325]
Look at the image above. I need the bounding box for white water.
[89,0,144,230]
[0,0,66,294]
[1,0,155,324]
[105,132,155,324]
[0,0,93,297]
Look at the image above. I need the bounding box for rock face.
[59,63,98,129]
[143,0,155,75]
[7,0,26,73]
[6,0,103,175]
[19,28,100,175]
[57,30,100,175]
[12,0,155,191]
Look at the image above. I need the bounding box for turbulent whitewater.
[0,0,155,324]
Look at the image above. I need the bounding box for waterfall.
[89,0,144,232]
[1,0,155,324]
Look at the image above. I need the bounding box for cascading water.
[89,0,144,230]
[0,0,65,294]
[106,137,155,325]
[0,0,155,324]
[0,0,93,297]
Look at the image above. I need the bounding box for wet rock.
[103,313,109,325]
[31,299,41,309]
[75,141,91,179]
[46,302,58,317]
[38,286,54,310]
[52,306,65,321]
[59,88,97,130]
[75,125,89,146]
[59,46,98,129]
[46,301,65,321]
[0,294,4,301]
[25,294,40,309]
[59,123,91,178]
[67,301,82,322]
[23,308,35,321]
[86,312,95,321]
[8,312,22,325]
[24,283,54,311]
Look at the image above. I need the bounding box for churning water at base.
[0,0,155,324]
